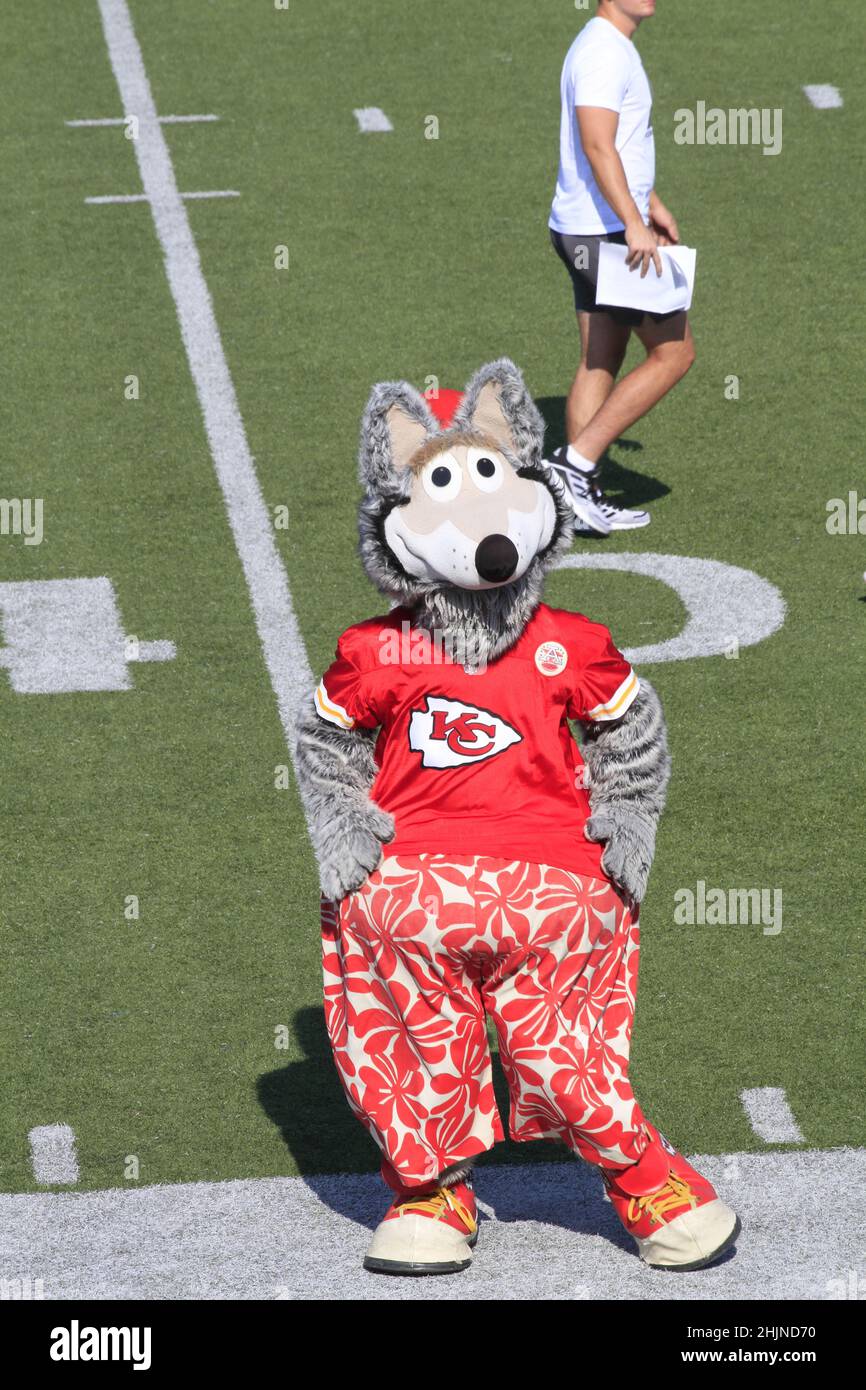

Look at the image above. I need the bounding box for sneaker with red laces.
[363,1179,478,1276]
[602,1127,741,1271]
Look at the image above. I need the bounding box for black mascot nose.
[475,534,519,584]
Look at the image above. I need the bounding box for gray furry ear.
[358,381,440,493]
[452,357,545,468]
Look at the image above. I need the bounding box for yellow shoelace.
[395,1185,477,1234]
[627,1173,699,1228]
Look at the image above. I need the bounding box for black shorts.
[549,226,681,327]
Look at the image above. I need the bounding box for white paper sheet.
[596,242,696,314]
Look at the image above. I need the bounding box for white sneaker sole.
[636,1200,741,1271]
[574,510,651,533]
[604,512,651,530]
[363,1212,477,1277]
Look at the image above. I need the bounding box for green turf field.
[1,0,864,1196]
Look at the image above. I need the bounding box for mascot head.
[357,359,573,647]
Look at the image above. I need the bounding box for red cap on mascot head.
[425,388,463,429]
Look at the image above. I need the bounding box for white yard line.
[28,1125,79,1185]
[740,1087,805,1143]
[2,1152,862,1300]
[85,190,240,204]
[67,113,220,126]
[802,84,843,110]
[94,0,313,761]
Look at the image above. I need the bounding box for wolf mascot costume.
[295,359,740,1277]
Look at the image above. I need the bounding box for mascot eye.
[421,454,462,502]
[467,447,503,493]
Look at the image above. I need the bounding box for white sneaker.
[603,1130,741,1272]
[636,1199,741,1270]
[592,488,651,531]
[544,451,612,536]
[363,1181,478,1276]
[546,450,651,532]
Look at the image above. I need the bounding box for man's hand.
[625,218,662,278]
[648,192,679,247]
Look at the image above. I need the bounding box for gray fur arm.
[581,679,671,906]
[294,696,395,900]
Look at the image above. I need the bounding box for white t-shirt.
[549,16,655,236]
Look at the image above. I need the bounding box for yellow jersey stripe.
[315,681,355,729]
[587,670,639,721]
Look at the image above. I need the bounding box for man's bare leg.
[572,311,695,464]
[547,310,633,534]
[566,310,631,443]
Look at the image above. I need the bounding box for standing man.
[547,0,694,534]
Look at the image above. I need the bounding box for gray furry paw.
[314,801,395,901]
[585,809,657,907]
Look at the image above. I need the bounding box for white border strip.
[28,1124,80,1185]
[740,1086,804,1143]
[4,1151,863,1299]
[95,0,313,761]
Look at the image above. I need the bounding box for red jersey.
[314,603,639,879]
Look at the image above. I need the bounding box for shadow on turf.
[257,1007,671,1256]
[535,396,671,510]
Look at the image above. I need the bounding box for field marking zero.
[555,552,786,664]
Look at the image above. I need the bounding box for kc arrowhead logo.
[408,695,522,768]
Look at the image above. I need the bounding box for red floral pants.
[321,854,650,1191]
